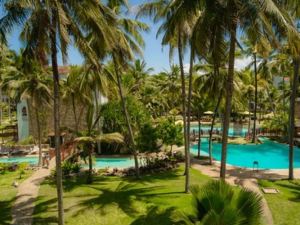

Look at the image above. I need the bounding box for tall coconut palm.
[0,1,118,223]
[101,0,149,178]
[279,0,300,180]
[242,37,272,143]
[75,104,123,183]
[138,0,200,192]
[191,0,296,179]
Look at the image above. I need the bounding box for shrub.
[136,123,159,152]
[18,162,29,179]
[18,136,35,145]
[62,161,82,176]
[157,118,183,150]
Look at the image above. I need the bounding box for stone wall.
[28,98,88,140]
[296,98,300,120]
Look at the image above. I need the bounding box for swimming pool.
[0,156,135,169]
[0,157,38,165]
[94,157,134,169]
[190,124,248,137]
[191,138,300,169]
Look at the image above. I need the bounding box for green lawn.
[33,167,211,225]
[259,179,300,225]
[0,170,33,225]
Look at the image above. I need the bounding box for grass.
[0,169,33,225]
[33,166,211,225]
[259,179,300,225]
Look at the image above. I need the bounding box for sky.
[5,0,249,73]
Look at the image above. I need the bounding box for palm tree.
[178,181,263,225]
[191,0,295,179]
[1,57,52,166]
[127,59,154,95]
[138,0,200,193]
[102,0,149,178]
[280,1,300,180]
[61,66,91,134]
[242,37,272,143]
[75,105,123,183]
[0,1,118,223]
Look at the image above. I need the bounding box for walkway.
[192,159,276,225]
[11,159,55,225]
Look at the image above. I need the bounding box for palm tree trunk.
[35,107,42,167]
[248,98,251,135]
[178,34,189,193]
[50,10,64,225]
[220,15,237,179]
[209,91,222,165]
[93,88,101,154]
[71,94,79,134]
[187,49,195,163]
[8,97,11,121]
[252,52,258,143]
[288,58,299,180]
[113,55,140,178]
[88,147,93,183]
[197,112,201,159]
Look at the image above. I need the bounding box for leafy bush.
[136,123,159,152]
[0,163,9,174]
[61,161,82,176]
[18,135,35,145]
[18,162,29,178]
[101,97,151,153]
[156,118,183,150]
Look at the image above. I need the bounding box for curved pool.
[94,157,134,168]
[0,157,38,165]
[191,138,300,169]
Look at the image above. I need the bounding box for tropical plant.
[75,105,124,183]
[156,118,183,152]
[136,123,159,153]
[61,66,91,134]
[178,180,263,225]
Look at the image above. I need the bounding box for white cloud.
[235,57,252,71]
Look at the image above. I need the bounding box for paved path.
[12,159,55,225]
[192,160,274,225]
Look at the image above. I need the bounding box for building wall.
[27,98,88,141]
[296,98,300,128]
[17,100,29,141]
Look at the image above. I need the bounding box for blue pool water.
[0,156,135,169]
[190,125,248,137]
[94,157,134,169]
[0,157,38,165]
[191,138,300,169]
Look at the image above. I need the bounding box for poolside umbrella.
[240,111,253,116]
[175,120,184,125]
[263,113,275,119]
[204,111,214,115]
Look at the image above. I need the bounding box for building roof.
[58,66,70,75]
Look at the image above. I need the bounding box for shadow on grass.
[0,198,15,225]
[277,181,300,202]
[129,206,184,225]
[45,175,112,192]
[71,181,165,218]
[32,197,58,225]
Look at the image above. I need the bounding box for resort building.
[16,66,107,142]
